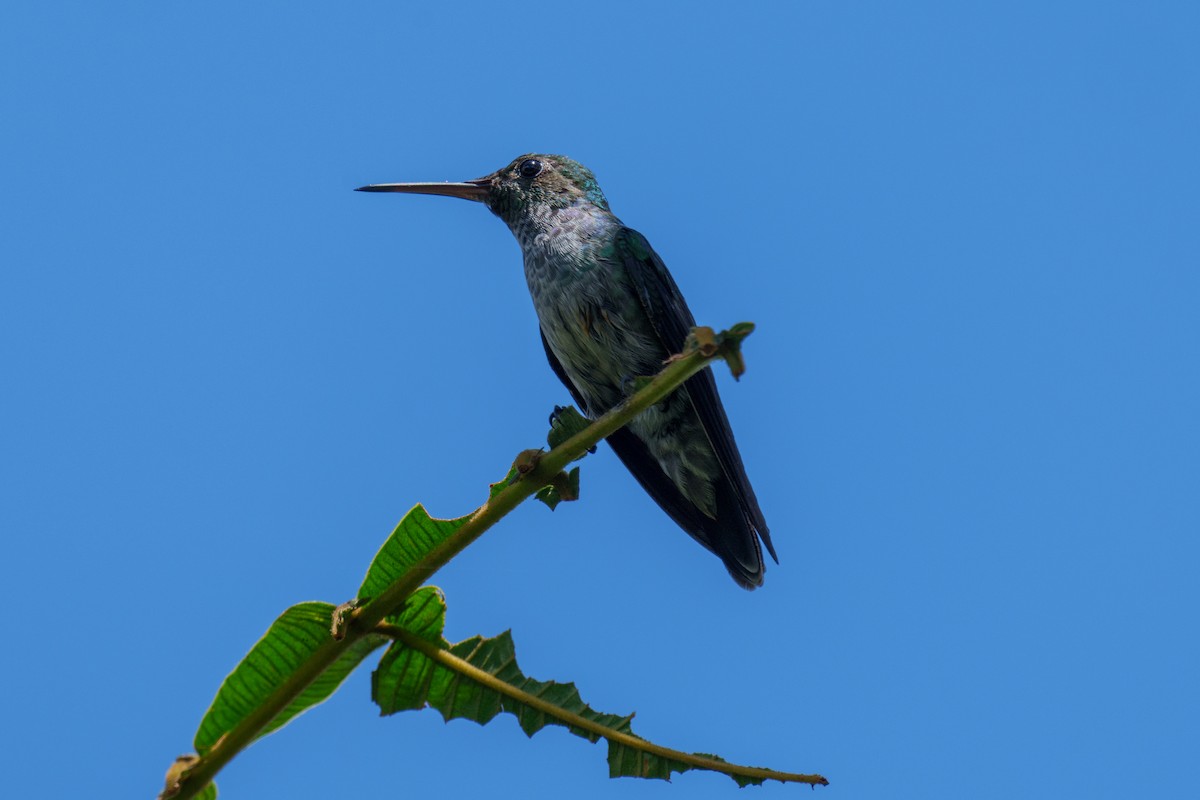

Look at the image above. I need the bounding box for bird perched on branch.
[359,154,776,588]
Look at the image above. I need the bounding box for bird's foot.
[547,405,595,456]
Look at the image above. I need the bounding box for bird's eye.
[518,159,543,179]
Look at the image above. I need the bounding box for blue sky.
[2,2,1197,798]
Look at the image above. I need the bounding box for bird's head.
[357,154,611,224]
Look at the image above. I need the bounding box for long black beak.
[354,178,490,202]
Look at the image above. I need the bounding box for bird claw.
[546,405,595,455]
[548,404,567,427]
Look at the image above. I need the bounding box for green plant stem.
[170,326,748,800]
[376,622,829,787]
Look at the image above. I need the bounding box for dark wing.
[537,230,776,589]
[612,227,777,565]
[542,327,764,587]
[541,329,746,569]
[540,329,589,413]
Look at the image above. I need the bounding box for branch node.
[159,754,202,800]
[331,599,360,640]
[512,448,544,476]
[689,325,719,356]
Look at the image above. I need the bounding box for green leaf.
[718,322,755,379]
[606,743,709,783]
[533,466,581,511]
[488,466,520,499]
[370,587,447,712]
[439,632,635,739]
[193,603,386,755]
[385,586,446,636]
[564,465,580,498]
[374,591,632,738]
[357,505,470,601]
[372,591,813,787]
[533,484,561,510]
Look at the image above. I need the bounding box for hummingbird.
[357,154,777,588]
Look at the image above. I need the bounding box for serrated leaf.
[488,466,520,499]
[375,620,632,738]
[534,466,581,511]
[371,587,447,713]
[193,603,386,755]
[385,585,446,635]
[608,742,691,781]
[357,505,470,601]
[371,591,799,786]
[726,321,756,339]
[534,484,563,510]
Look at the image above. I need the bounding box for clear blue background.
[2,2,1197,798]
